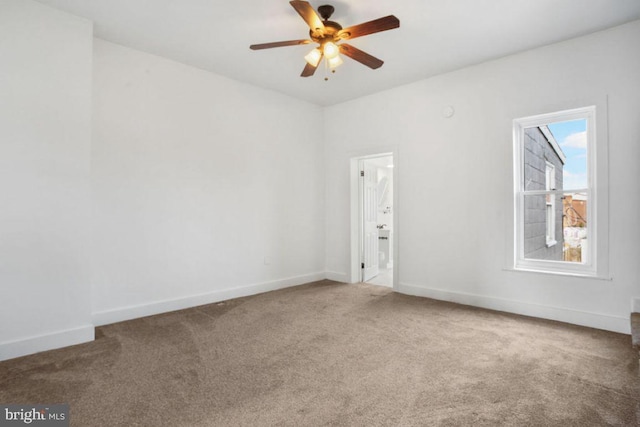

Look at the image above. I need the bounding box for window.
[514,106,601,276]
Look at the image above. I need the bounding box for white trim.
[515,251,596,276]
[325,271,349,283]
[92,272,325,326]
[349,159,361,284]
[0,324,94,362]
[502,267,612,281]
[397,282,629,334]
[632,298,640,313]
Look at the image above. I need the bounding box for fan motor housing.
[310,20,342,43]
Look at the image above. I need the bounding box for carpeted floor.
[1,280,639,426]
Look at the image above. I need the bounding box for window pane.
[562,192,588,263]
[524,194,563,261]
[524,192,588,263]
[523,127,564,191]
[547,119,588,191]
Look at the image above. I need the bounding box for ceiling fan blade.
[301,63,317,77]
[337,15,400,40]
[290,1,325,33]
[250,39,312,50]
[301,54,323,77]
[339,44,384,69]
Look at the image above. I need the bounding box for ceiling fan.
[250,1,400,78]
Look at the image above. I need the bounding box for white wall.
[0,0,94,360]
[91,40,326,325]
[325,20,640,333]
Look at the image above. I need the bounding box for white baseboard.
[632,297,640,313]
[92,272,326,326]
[0,325,94,362]
[397,282,630,334]
[325,271,349,283]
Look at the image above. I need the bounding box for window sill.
[545,240,557,248]
[504,266,612,281]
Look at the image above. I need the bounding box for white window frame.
[513,106,600,277]
[544,161,557,247]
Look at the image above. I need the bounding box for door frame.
[349,149,399,289]
[360,159,380,282]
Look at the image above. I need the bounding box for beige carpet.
[1,280,638,426]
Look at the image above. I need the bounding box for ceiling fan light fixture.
[250,2,400,78]
[323,41,339,59]
[328,55,343,69]
[304,48,322,67]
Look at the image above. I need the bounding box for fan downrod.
[309,4,342,42]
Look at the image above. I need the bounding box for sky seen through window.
[547,119,587,190]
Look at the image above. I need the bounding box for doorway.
[351,153,396,288]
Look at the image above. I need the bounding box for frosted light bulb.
[323,42,339,59]
[328,55,343,69]
[304,48,322,67]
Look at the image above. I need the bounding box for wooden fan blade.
[301,54,323,77]
[250,39,312,50]
[338,15,400,40]
[301,63,317,77]
[339,44,384,69]
[290,1,325,33]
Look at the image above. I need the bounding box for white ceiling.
[35,0,640,106]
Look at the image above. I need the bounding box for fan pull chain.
[323,58,337,81]
[324,57,329,81]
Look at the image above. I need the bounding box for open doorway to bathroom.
[357,154,394,288]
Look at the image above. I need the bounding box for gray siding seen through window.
[523,127,564,260]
